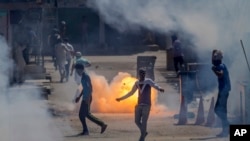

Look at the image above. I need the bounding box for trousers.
[79,96,105,132]
[135,104,151,137]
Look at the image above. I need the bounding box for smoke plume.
[0,36,63,140]
[86,0,250,115]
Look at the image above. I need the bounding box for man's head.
[60,21,66,25]
[75,51,82,59]
[212,50,223,66]
[138,68,146,80]
[171,34,178,43]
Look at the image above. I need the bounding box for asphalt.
[39,50,229,141]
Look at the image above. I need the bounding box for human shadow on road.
[190,136,227,140]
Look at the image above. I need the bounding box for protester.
[55,39,67,82]
[48,28,61,70]
[171,35,185,75]
[211,49,231,137]
[63,38,74,82]
[116,68,165,141]
[73,64,107,135]
[59,21,67,39]
[13,43,27,84]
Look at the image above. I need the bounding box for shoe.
[76,132,89,136]
[139,132,148,141]
[101,124,107,134]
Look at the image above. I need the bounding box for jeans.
[79,96,105,133]
[214,91,230,130]
[173,56,184,73]
[135,104,151,138]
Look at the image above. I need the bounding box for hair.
[212,50,223,61]
[139,68,146,75]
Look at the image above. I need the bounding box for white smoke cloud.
[86,0,250,115]
[0,36,63,140]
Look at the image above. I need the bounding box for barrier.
[175,71,196,125]
[194,96,205,125]
[205,97,215,127]
[137,56,156,80]
[176,95,187,125]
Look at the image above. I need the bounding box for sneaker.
[139,132,148,141]
[60,78,63,83]
[101,124,107,134]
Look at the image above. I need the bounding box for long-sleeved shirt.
[125,78,163,105]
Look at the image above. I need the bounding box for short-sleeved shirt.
[214,63,231,92]
[74,57,90,68]
[135,78,162,105]
[81,72,92,100]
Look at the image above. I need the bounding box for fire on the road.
[89,72,167,114]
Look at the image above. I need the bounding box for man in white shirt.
[55,39,67,82]
[63,38,74,82]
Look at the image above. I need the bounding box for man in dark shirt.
[74,65,107,136]
[211,50,231,137]
[172,35,185,75]
[116,68,164,141]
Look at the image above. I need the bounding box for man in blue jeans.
[211,50,231,137]
[116,68,165,141]
[74,64,107,136]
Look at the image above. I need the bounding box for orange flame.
[88,72,168,114]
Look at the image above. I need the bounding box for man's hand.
[75,96,81,103]
[159,88,165,93]
[211,66,216,71]
[116,98,121,102]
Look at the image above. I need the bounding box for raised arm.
[116,82,138,102]
[212,66,223,78]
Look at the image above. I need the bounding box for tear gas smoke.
[74,71,175,116]
[0,36,63,141]
[86,0,250,115]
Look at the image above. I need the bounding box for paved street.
[43,50,229,141]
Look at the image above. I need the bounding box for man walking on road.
[172,35,185,75]
[55,39,68,82]
[63,38,74,82]
[116,68,165,141]
[73,64,107,136]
